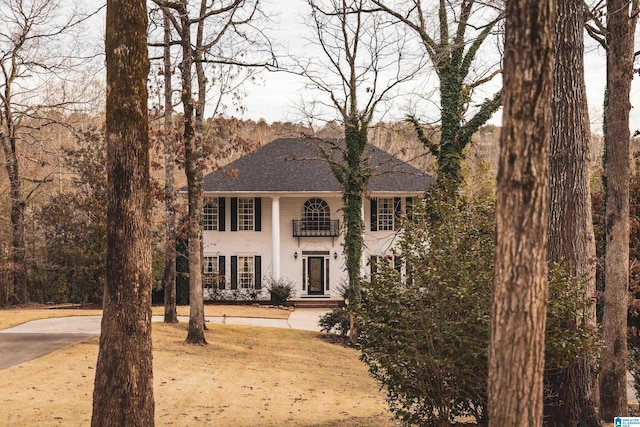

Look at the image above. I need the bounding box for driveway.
[0,309,329,370]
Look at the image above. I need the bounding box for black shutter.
[302,259,306,291]
[231,256,237,290]
[254,197,262,231]
[370,198,377,231]
[218,197,226,231]
[326,258,330,291]
[394,197,401,230]
[405,197,413,221]
[370,255,378,281]
[231,198,238,231]
[394,255,402,274]
[218,256,226,290]
[254,256,262,289]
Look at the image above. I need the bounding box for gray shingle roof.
[202,137,435,193]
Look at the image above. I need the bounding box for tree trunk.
[599,0,636,419]
[546,1,600,425]
[91,0,155,425]
[343,120,368,343]
[179,12,206,345]
[1,124,28,304]
[488,0,555,425]
[195,4,208,331]
[8,164,27,304]
[162,7,178,324]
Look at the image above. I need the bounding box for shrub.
[266,277,295,305]
[319,307,351,337]
[358,188,600,426]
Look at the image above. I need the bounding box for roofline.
[180,190,427,197]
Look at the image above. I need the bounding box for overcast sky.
[86,1,638,134]
[233,0,638,136]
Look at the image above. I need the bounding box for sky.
[84,0,638,134]
[229,0,639,136]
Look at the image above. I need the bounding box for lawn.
[0,304,290,332]
[0,307,396,426]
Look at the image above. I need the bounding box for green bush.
[358,188,599,426]
[319,307,351,337]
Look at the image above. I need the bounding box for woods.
[0,0,639,425]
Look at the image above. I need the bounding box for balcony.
[292,219,340,237]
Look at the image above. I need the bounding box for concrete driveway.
[0,309,329,370]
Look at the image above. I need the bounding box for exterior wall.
[202,192,415,300]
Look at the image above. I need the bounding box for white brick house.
[199,137,434,301]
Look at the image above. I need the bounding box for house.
[199,137,435,302]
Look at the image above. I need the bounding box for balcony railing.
[292,219,340,237]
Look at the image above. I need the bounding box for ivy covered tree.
[296,0,424,342]
[372,0,503,188]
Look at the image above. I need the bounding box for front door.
[307,257,325,295]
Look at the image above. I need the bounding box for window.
[371,197,401,231]
[204,256,225,289]
[238,198,254,231]
[203,198,218,231]
[303,198,330,230]
[238,256,254,288]
[377,198,395,231]
[203,256,218,287]
[231,255,261,290]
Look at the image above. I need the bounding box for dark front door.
[307,257,325,295]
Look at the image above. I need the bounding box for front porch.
[290,296,345,309]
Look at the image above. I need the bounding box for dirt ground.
[0,307,396,426]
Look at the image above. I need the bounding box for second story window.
[370,197,401,232]
[203,198,218,231]
[303,198,330,230]
[238,198,254,231]
[377,198,395,231]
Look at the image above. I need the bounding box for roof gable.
[201,137,435,193]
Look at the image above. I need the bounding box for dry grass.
[151,304,292,319]
[0,304,290,332]
[0,310,396,426]
[0,307,104,331]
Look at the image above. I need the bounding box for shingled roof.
[202,137,435,193]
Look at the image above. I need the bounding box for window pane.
[238,198,254,231]
[377,198,394,231]
[238,256,254,288]
[303,198,330,230]
[203,256,218,287]
[203,197,218,231]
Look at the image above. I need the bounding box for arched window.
[303,198,330,230]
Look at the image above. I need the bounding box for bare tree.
[371,0,503,189]
[91,0,154,424]
[0,0,100,304]
[151,0,274,344]
[487,0,555,424]
[295,0,423,342]
[546,0,600,424]
[161,7,178,324]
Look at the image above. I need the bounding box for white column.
[271,196,281,280]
